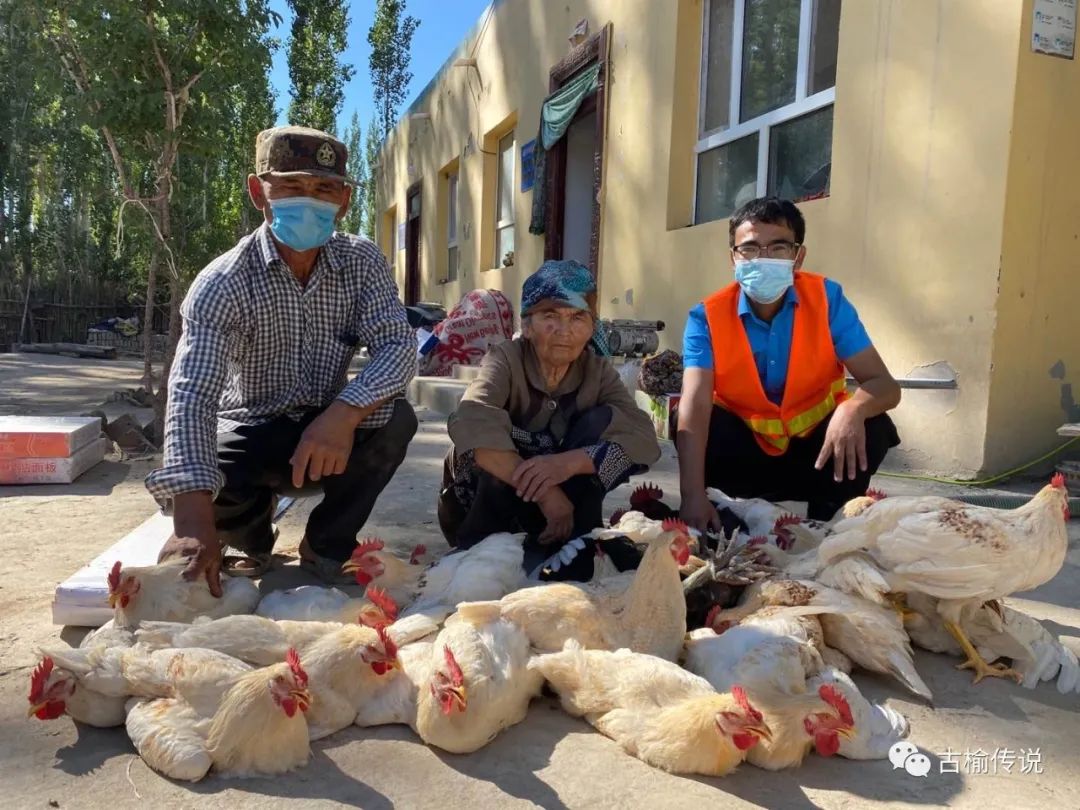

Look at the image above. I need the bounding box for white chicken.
[27,655,127,728]
[256,584,401,625]
[133,598,434,667]
[125,649,311,782]
[107,559,260,629]
[683,609,856,770]
[343,533,527,623]
[806,667,910,760]
[456,520,691,661]
[29,640,254,728]
[711,578,932,700]
[706,488,789,537]
[529,644,772,777]
[355,604,542,753]
[903,593,1080,695]
[297,623,406,740]
[810,475,1071,683]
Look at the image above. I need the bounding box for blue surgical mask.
[734,258,795,304]
[268,196,340,251]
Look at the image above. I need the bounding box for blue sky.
[267,0,493,135]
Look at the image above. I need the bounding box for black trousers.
[213,398,418,562]
[438,406,617,578]
[704,405,900,521]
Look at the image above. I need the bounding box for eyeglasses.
[732,241,801,260]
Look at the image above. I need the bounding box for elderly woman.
[438,260,661,579]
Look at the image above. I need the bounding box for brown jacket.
[448,338,661,466]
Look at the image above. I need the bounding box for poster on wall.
[520,139,536,192]
[397,222,406,252]
[1032,0,1076,58]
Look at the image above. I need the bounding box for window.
[446,170,459,282]
[696,0,841,223]
[495,131,515,267]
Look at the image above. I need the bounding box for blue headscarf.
[521,260,610,355]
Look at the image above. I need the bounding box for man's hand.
[537,488,575,545]
[159,533,224,597]
[680,490,723,534]
[815,400,868,482]
[164,491,223,597]
[512,451,589,503]
[290,400,365,488]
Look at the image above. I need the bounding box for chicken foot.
[944,620,1023,685]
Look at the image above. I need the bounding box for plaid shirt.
[145,224,417,504]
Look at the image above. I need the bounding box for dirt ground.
[1,353,1078,809]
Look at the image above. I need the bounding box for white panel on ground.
[52,497,295,627]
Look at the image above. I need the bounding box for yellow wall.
[376,0,1066,476]
[985,0,1080,471]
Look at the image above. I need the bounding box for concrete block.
[408,377,469,416]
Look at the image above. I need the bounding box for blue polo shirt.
[683,279,871,405]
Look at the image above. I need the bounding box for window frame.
[694,0,837,223]
[494,130,516,264]
[446,169,459,283]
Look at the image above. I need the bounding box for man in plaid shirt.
[146,126,418,592]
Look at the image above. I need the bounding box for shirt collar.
[737,284,799,320]
[253,222,342,275]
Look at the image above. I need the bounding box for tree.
[368,0,420,140]
[286,0,355,133]
[35,0,278,441]
[339,110,365,235]
[362,119,381,241]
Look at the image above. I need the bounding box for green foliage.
[0,0,279,356]
[362,118,381,241]
[286,0,355,134]
[368,0,420,140]
[339,110,365,235]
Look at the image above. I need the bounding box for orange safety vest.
[703,270,848,456]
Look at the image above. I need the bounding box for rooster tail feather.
[885,649,933,701]
[816,556,891,604]
[453,600,504,626]
[134,621,192,649]
[868,701,910,740]
[386,613,440,646]
[447,600,503,627]
[38,646,92,676]
[1055,644,1080,695]
[528,643,595,717]
[758,545,819,578]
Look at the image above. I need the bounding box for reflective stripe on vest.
[703,271,849,456]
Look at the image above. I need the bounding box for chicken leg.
[886,593,918,621]
[943,620,1023,685]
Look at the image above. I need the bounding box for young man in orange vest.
[677,197,901,529]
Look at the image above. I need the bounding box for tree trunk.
[142,248,159,390]
[18,267,32,344]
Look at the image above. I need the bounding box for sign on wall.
[521,139,536,192]
[1033,0,1076,59]
[397,222,406,251]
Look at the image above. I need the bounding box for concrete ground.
[0,354,1078,809]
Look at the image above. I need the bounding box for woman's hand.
[537,488,575,545]
[512,450,592,503]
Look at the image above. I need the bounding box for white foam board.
[0,437,108,484]
[0,415,102,458]
[52,497,295,627]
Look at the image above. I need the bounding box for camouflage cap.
[254,125,357,185]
